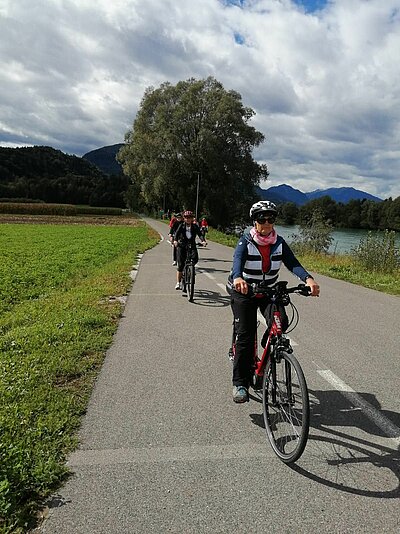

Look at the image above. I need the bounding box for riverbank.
[207,228,400,296]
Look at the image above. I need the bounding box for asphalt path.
[40,218,400,533]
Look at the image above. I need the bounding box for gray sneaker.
[233,386,248,403]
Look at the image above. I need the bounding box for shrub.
[351,229,400,273]
[289,209,333,254]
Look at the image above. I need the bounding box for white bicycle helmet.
[249,200,277,220]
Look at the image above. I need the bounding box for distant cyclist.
[173,210,207,289]
[199,217,209,240]
[168,212,183,265]
[227,200,320,403]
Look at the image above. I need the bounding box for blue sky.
[1,0,399,198]
[293,0,328,12]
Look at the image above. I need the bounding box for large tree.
[118,77,268,225]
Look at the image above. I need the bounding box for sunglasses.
[184,216,193,219]
[256,215,276,224]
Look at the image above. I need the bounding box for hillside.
[83,143,124,175]
[0,145,128,207]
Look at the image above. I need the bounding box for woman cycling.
[173,210,207,290]
[227,200,320,403]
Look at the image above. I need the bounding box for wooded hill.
[0,146,129,208]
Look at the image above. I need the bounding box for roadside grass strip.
[0,223,158,533]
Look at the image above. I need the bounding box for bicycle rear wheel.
[187,264,195,302]
[262,351,309,463]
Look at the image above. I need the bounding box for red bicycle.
[229,280,311,463]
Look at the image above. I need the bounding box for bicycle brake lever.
[298,284,311,296]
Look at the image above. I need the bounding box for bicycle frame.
[254,309,283,380]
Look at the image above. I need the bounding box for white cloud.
[0,0,399,197]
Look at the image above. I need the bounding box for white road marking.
[68,442,270,467]
[317,369,400,446]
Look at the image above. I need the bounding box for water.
[275,225,400,254]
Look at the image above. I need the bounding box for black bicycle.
[230,280,311,463]
[181,243,197,302]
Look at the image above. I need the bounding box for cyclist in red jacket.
[199,217,209,240]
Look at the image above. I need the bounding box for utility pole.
[194,171,200,220]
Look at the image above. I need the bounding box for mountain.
[257,184,382,205]
[83,143,124,175]
[306,187,381,203]
[256,184,309,205]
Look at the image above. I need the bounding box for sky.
[1,0,399,198]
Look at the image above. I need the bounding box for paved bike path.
[40,218,400,533]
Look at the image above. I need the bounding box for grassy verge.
[0,221,159,533]
[208,228,400,295]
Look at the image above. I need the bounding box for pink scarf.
[250,227,277,246]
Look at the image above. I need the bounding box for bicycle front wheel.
[181,267,187,294]
[187,264,195,302]
[262,351,309,463]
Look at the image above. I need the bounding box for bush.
[289,209,333,254]
[351,230,400,273]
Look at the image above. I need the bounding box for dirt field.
[0,214,143,226]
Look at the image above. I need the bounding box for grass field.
[0,220,159,533]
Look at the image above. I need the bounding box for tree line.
[0,146,129,208]
[278,195,400,231]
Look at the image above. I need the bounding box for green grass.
[208,228,400,295]
[0,223,159,533]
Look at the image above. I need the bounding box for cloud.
[0,0,399,198]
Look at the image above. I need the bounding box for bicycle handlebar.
[250,280,311,298]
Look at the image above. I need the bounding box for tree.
[117,77,268,226]
[279,202,298,225]
[298,196,337,226]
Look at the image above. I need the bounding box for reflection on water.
[276,225,400,254]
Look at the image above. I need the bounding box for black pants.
[229,289,288,387]
[176,245,198,272]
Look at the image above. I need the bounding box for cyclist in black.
[168,212,183,265]
[227,200,320,403]
[173,210,207,289]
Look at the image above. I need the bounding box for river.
[274,225,400,254]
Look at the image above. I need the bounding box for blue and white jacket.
[227,231,310,288]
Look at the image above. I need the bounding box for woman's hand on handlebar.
[306,278,320,297]
[233,277,248,295]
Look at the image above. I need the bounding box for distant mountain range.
[256,184,382,205]
[83,144,382,205]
